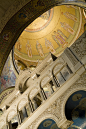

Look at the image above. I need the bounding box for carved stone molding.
[24,71,86,129]
[28,112,59,129]
[70,31,86,61]
[59,71,86,119]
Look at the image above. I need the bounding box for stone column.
[17,111,22,125]
[40,87,47,100]
[8,121,12,129]
[4,124,8,129]
[58,119,73,129]
[22,107,28,118]
[48,82,54,93]
[52,73,60,87]
[29,99,34,113]
[32,99,38,110]
[26,103,32,116]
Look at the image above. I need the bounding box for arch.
[17,98,28,111]
[41,75,51,87]
[53,63,64,75]
[34,114,59,129]
[7,109,17,122]
[0,0,86,75]
[15,69,31,91]
[60,85,86,120]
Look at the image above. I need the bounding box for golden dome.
[14,5,84,70]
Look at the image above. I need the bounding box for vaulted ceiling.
[0,0,86,75]
[14,5,85,69]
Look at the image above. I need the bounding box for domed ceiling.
[14,5,85,71]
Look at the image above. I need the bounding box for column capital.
[58,118,73,129]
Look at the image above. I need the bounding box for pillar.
[29,99,34,113]
[40,87,47,100]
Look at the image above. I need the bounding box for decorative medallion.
[72,94,82,101]
[43,120,52,127]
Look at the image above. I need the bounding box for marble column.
[29,99,34,113]
[32,99,38,110]
[22,107,28,118]
[52,73,60,87]
[17,111,22,124]
[40,87,47,100]
[8,121,12,129]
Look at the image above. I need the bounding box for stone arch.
[34,114,59,129]
[52,63,64,75]
[7,109,17,122]
[17,98,28,111]
[0,0,86,75]
[15,69,31,92]
[40,75,51,87]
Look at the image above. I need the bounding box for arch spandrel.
[0,0,86,75]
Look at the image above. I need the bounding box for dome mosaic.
[13,5,84,71]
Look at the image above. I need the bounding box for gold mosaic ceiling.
[14,5,85,68]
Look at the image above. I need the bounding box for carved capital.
[59,119,73,129]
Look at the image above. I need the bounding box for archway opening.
[37,119,60,129]
[65,90,86,128]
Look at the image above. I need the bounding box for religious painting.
[62,12,77,22]
[60,22,75,35]
[16,40,22,51]
[52,29,68,48]
[26,41,32,58]
[36,41,44,57]
[45,38,56,54]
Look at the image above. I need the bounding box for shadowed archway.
[0,0,86,75]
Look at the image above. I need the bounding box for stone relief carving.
[60,120,73,129]
[70,31,86,60]
[59,71,86,118]
[26,71,86,129]
[64,48,78,66]
[28,111,59,129]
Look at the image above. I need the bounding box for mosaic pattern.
[14,5,82,69]
[0,0,85,75]
[25,9,53,32]
[66,91,86,129]
[0,55,16,93]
